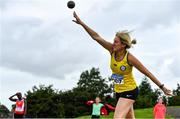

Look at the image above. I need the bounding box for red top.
[153,103,166,119]
[15,99,25,114]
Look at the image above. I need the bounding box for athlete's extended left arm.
[128,53,173,96]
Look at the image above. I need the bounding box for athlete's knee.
[126,110,135,119]
[126,110,133,116]
[126,113,133,118]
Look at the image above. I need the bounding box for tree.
[139,77,153,96]
[25,68,113,118]
[168,83,180,106]
[77,67,112,97]
[135,77,160,108]
[173,83,180,96]
[0,104,10,118]
[25,85,65,118]
[64,67,113,117]
[57,88,91,117]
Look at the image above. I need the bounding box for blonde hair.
[116,30,137,49]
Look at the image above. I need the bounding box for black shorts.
[116,87,139,100]
[91,115,100,119]
[14,113,24,118]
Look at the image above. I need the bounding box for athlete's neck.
[115,49,126,60]
[95,102,99,105]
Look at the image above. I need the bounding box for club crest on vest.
[120,65,126,71]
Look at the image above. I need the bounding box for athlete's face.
[158,98,163,104]
[95,97,101,103]
[16,93,22,100]
[112,36,126,52]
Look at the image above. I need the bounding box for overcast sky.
[0,0,180,110]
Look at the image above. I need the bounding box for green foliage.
[0,104,10,118]
[168,83,180,106]
[24,68,179,118]
[134,77,161,108]
[77,67,112,97]
[173,83,180,96]
[26,85,65,118]
[139,77,153,95]
[25,67,113,118]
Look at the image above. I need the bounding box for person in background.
[86,96,115,119]
[153,97,166,119]
[9,92,26,118]
[86,97,104,119]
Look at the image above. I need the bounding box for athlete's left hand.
[72,11,83,25]
[162,86,174,96]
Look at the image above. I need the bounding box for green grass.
[77,108,174,119]
[168,106,180,108]
[135,108,173,118]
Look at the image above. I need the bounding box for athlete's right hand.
[72,11,83,25]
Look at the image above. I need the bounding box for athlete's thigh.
[114,98,135,118]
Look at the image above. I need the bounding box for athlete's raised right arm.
[9,94,17,102]
[73,11,113,53]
